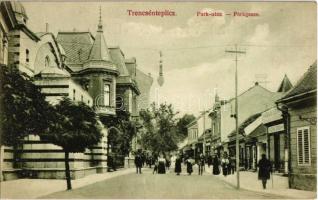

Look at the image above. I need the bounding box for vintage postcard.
[0,1,316,199]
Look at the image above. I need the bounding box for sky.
[24,2,317,116]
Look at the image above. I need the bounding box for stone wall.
[2,131,108,181]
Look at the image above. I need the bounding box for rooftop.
[278,61,317,102]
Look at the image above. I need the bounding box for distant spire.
[277,74,293,92]
[159,51,163,76]
[98,6,103,32]
[87,6,112,62]
[157,51,164,86]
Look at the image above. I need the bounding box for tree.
[1,66,52,146]
[41,98,102,190]
[176,114,196,140]
[139,103,179,154]
[100,110,136,157]
[0,65,52,181]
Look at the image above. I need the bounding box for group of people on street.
[134,151,272,189]
[211,152,235,176]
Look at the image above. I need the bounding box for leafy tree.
[176,114,196,140]
[100,110,136,157]
[1,66,52,147]
[0,65,52,182]
[41,98,102,190]
[139,103,179,154]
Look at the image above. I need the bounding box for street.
[41,167,289,199]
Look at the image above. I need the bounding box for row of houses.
[0,2,153,181]
[182,63,316,191]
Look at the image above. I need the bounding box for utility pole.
[200,109,207,156]
[203,109,206,156]
[225,44,246,190]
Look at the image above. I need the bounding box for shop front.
[267,124,287,173]
[262,107,288,174]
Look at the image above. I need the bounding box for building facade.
[209,82,284,158]
[1,2,151,180]
[277,61,317,191]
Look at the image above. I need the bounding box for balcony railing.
[95,105,116,116]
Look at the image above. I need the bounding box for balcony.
[95,105,116,116]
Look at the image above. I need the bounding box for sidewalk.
[0,168,135,199]
[205,165,316,199]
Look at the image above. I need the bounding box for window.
[45,56,50,67]
[81,95,83,102]
[104,83,110,106]
[116,96,124,110]
[73,89,76,101]
[26,49,29,62]
[297,126,311,166]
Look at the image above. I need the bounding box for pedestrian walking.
[147,155,153,168]
[153,159,158,174]
[165,156,171,171]
[186,157,194,175]
[221,152,230,176]
[258,154,272,189]
[207,154,213,167]
[229,156,236,174]
[171,154,176,171]
[158,153,166,174]
[175,155,182,175]
[212,155,220,175]
[198,153,205,175]
[135,153,143,174]
[141,153,146,167]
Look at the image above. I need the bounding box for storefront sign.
[268,123,284,133]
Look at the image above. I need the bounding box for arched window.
[45,56,50,67]
[104,83,110,106]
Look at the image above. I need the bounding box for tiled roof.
[109,47,129,76]
[56,32,94,65]
[88,29,112,62]
[278,61,317,102]
[226,83,283,104]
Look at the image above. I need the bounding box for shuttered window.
[297,127,311,166]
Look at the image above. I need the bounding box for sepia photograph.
[0,1,316,199]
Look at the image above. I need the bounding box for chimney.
[45,23,49,32]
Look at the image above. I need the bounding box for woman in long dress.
[158,154,166,174]
[221,152,230,176]
[212,155,220,175]
[174,155,182,175]
[186,157,193,175]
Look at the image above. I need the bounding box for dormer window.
[45,56,50,67]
